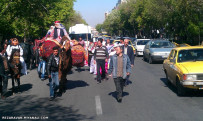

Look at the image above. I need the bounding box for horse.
[58,37,72,94]
[9,49,21,94]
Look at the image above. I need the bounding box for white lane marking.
[95,95,103,115]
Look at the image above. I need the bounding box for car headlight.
[183,74,197,81]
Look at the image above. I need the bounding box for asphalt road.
[1,57,203,121]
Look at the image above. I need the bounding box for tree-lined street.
[1,57,203,121]
[0,0,203,121]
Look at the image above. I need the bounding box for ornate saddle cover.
[71,45,85,67]
[33,39,44,53]
[41,40,60,59]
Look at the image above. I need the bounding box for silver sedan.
[143,40,175,64]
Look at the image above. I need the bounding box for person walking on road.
[47,46,60,101]
[6,38,27,75]
[36,43,46,80]
[122,38,134,85]
[106,39,112,46]
[122,39,134,66]
[94,38,109,83]
[108,45,131,103]
[90,42,97,74]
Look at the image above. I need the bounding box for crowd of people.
[0,21,135,103]
[91,37,134,102]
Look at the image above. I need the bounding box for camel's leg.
[17,78,20,93]
[12,77,15,94]
[59,72,67,94]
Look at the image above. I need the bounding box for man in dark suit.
[122,39,134,67]
[122,39,134,86]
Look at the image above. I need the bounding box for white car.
[134,39,151,56]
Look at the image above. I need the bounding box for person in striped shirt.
[94,38,109,83]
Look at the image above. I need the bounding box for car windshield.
[137,40,150,45]
[178,49,203,62]
[150,41,174,48]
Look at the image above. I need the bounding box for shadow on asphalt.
[160,78,203,97]
[6,83,33,98]
[108,91,129,100]
[75,67,86,73]
[45,80,89,90]
[0,95,95,121]
[66,80,89,90]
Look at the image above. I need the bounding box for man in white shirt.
[6,38,27,75]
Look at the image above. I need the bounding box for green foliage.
[98,0,203,44]
[95,24,103,33]
[0,0,87,42]
[70,11,88,26]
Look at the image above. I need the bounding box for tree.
[95,24,103,33]
[70,11,88,26]
[0,0,82,43]
[99,0,202,44]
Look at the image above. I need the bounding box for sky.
[74,0,118,27]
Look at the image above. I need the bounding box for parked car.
[134,39,151,56]
[143,40,175,64]
[163,46,203,96]
[113,39,136,55]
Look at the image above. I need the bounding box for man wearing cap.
[52,21,71,43]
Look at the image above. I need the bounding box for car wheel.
[148,56,153,64]
[176,79,186,96]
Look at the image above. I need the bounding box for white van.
[134,39,151,56]
[69,24,92,47]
